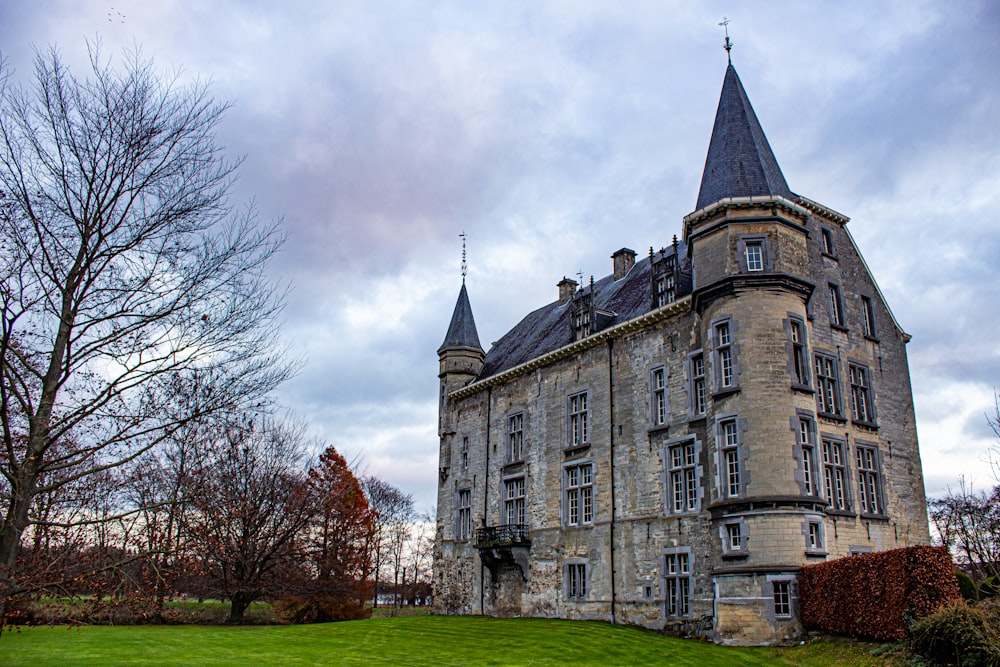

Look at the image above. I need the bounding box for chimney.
[557,277,578,304]
[611,248,637,280]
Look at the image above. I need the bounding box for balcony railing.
[473,524,530,549]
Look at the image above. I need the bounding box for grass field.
[0,615,911,666]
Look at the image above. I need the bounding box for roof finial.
[459,231,467,284]
[719,17,733,64]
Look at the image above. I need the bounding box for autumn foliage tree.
[183,415,312,623]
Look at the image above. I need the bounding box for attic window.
[655,275,676,307]
[574,308,591,340]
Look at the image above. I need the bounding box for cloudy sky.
[3,1,998,513]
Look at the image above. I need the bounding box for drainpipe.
[607,336,617,624]
[480,386,492,615]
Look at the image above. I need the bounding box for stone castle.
[432,62,929,645]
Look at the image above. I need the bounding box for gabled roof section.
[477,242,691,380]
[438,283,483,354]
[695,64,793,211]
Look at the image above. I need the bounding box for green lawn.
[0,615,908,666]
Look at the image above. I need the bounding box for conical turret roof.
[438,283,483,354]
[695,64,793,211]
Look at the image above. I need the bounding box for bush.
[799,545,960,641]
[274,594,371,624]
[909,602,1000,667]
[957,571,980,602]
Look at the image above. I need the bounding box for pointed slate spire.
[695,64,793,211]
[438,283,483,354]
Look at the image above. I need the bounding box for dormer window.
[655,274,676,307]
[574,308,591,340]
[572,291,594,341]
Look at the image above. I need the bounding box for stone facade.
[432,64,929,646]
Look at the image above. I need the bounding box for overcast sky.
[3,1,998,514]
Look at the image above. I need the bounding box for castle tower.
[437,282,484,434]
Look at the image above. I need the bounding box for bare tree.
[0,43,292,606]
[183,413,312,623]
[929,478,1000,583]
[360,476,413,609]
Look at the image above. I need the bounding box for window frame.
[455,488,472,542]
[814,353,843,419]
[567,391,589,449]
[861,295,878,340]
[460,436,469,469]
[650,366,668,427]
[820,227,836,257]
[688,351,707,417]
[821,436,852,513]
[745,241,764,272]
[788,316,811,390]
[661,436,700,515]
[662,548,693,618]
[828,282,846,329]
[718,417,743,499]
[503,475,526,526]
[507,412,525,463]
[655,273,676,307]
[855,442,886,517]
[770,579,794,619]
[804,517,826,555]
[565,560,589,600]
[795,414,820,497]
[563,462,595,527]
[712,318,737,393]
[848,362,877,427]
[721,518,748,557]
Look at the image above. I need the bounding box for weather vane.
[460,231,467,284]
[719,17,733,63]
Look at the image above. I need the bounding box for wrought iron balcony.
[473,524,530,549]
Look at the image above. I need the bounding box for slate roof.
[695,64,793,211]
[439,283,483,354]
[478,244,690,380]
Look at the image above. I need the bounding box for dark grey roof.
[439,283,483,354]
[478,244,689,380]
[695,64,793,211]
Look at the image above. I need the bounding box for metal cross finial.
[719,17,733,63]
[459,232,467,283]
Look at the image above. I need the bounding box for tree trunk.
[228,591,253,624]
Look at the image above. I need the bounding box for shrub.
[274,594,371,624]
[957,571,980,602]
[909,602,1000,667]
[799,545,960,641]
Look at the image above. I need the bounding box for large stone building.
[432,62,929,645]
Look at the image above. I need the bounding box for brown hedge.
[798,545,960,641]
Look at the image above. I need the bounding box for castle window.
[666,439,699,513]
[565,561,588,600]
[789,318,810,388]
[651,367,667,426]
[719,418,741,498]
[856,444,884,516]
[460,436,469,469]
[504,476,526,525]
[861,296,878,339]
[821,437,850,511]
[568,392,589,448]
[662,549,691,617]
[564,463,594,526]
[507,412,524,462]
[821,227,836,257]
[574,308,591,340]
[849,363,876,426]
[714,321,735,390]
[806,520,824,552]
[745,241,763,272]
[828,283,846,328]
[772,580,793,618]
[798,417,819,497]
[655,274,676,307]
[727,522,742,550]
[815,353,842,418]
[455,489,472,541]
[690,353,706,416]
